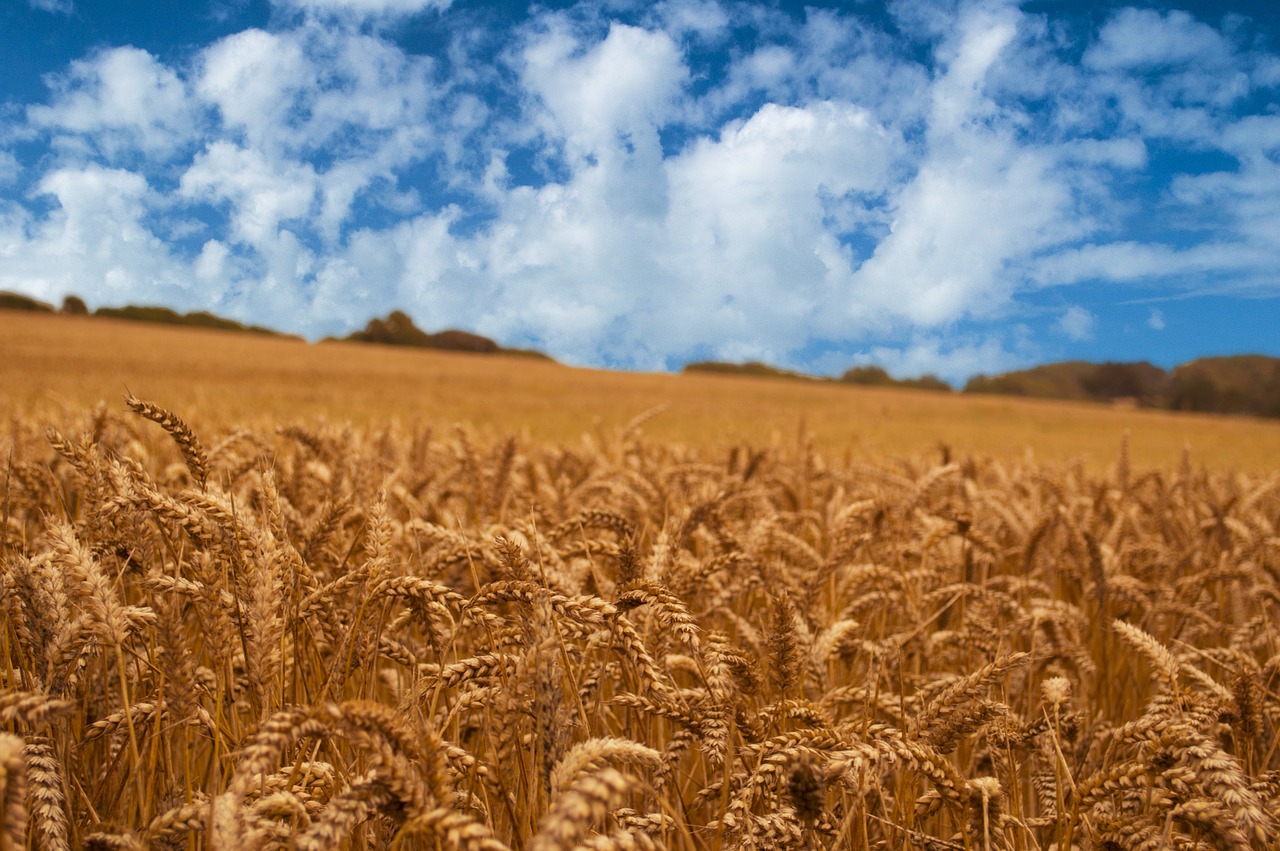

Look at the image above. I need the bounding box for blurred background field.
[4,310,1279,471]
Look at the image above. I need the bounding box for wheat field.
[7,310,1280,470]
[3,388,1280,850]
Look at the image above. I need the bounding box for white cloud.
[850,147,1074,326]
[28,0,73,14]
[197,29,311,151]
[1167,116,1280,258]
[1081,8,1252,147]
[521,21,688,158]
[330,210,476,329]
[194,26,437,239]
[1056,305,1095,341]
[928,3,1020,132]
[0,165,191,308]
[1055,137,1148,170]
[399,94,901,368]
[180,141,317,246]
[664,101,896,344]
[1084,9,1233,72]
[1030,240,1270,289]
[1148,309,1165,331]
[27,47,198,157]
[308,32,435,136]
[0,152,19,185]
[194,239,230,282]
[1031,242,1183,286]
[849,5,1079,328]
[270,0,451,15]
[863,333,1033,388]
[654,0,729,39]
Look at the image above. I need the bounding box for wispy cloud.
[28,0,73,15]
[1,0,1278,382]
[271,0,452,17]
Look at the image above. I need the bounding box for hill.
[343,310,497,352]
[964,361,1167,403]
[94,304,297,338]
[965,357,1280,418]
[1166,356,1280,418]
[0,291,56,312]
[683,361,951,391]
[4,308,1280,468]
[688,355,1280,420]
[682,361,816,380]
[0,293,546,357]
[339,310,553,359]
[840,365,952,392]
[0,290,298,337]
[3,289,1275,419]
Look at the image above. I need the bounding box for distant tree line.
[4,289,1276,418]
[964,358,1280,419]
[0,290,291,337]
[688,355,1280,420]
[840,365,951,392]
[0,290,551,360]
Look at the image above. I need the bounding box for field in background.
[4,311,1280,470]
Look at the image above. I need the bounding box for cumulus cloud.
[192,25,438,241]
[1057,305,1096,341]
[180,141,318,247]
[196,29,311,150]
[520,21,687,158]
[2,0,1279,381]
[848,3,1078,329]
[0,165,190,308]
[27,47,199,158]
[664,101,896,346]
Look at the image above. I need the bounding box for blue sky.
[1,0,1278,383]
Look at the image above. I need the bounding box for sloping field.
[3,311,1279,469]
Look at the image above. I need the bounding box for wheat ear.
[123,392,209,489]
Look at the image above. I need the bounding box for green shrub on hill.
[842,365,951,391]
[346,309,435,346]
[424,328,500,353]
[840,365,894,385]
[342,310,551,358]
[965,361,1101,399]
[683,361,813,380]
[1080,361,1167,400]
[95,304,290,337]
[964,357,1280,419]
[0,291,55,312]
[1166,356,1280,418]
[60,295,89,315]
[965,361,1166,402]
